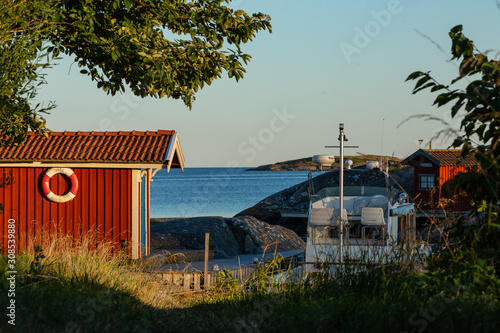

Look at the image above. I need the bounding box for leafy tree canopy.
[408,25,500,277]
[407,25,500,210]
[0,1,59,146]
[0,0,271,145]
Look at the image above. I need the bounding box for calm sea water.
[150,168,310,218]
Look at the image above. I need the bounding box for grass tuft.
[1,209,500,333]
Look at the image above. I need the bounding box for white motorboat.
[304,124,417,273]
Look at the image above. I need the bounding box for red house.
[401,149,477,213]
[0,130,185,259]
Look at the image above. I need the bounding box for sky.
[35,0,500,167]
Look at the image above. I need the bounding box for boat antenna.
[380,118,385,168]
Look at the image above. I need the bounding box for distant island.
[246,155,403,171]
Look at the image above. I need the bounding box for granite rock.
[150,215,305,258]
[228,215,305,254]
[150,216,240,259]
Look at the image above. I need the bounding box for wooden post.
[173,274,182,286]
[204,233,209,289]
[184,274,192,290]
[194,274,201,290]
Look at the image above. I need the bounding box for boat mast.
[339,124,345,262]
[326,123,358,263]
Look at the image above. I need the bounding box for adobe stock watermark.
[99,92,143,131]
[400,279,472,333]
[6,219,17,326]
[401,293,449,333]
[226,0,244,8]
[340,0,415,63]
[400,277,486,333]
[188,106,296,210]
[217,294,282,332]
[237,106,296,163]
[64,290,140,333]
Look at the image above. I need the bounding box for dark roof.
[0,130,178,163]
[401,149,477,167]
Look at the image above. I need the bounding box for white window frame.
[419,174,435,190]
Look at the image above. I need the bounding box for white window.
[312,226,338,245]
[419,174,435,190]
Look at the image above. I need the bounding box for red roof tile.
[424,149,477,167]
[402,149,477,167]
[0,130,176,163]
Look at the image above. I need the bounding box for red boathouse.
[401,149,476,213]
[0,130,185,259]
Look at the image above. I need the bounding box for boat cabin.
[304,123,416,271]
[305,183,416,268]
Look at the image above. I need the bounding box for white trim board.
[131,169,140,260]
[164,132,185,172]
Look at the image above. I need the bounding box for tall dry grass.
[9,233,187,309]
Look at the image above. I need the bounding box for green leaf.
[430,84,447,92]
[490,98,500,112]
[451,98,465,117]
[406,71,428,82]
[413,82,436,94]
[482,61,499,76]
[111,50,119,61]
[414,75,432,89]
[449,24,463,35]
[433,92,459,107]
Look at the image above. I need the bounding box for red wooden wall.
[412,156,439,207]
[0,167,132,256]
[412,157,472,211]
[438,165,473,211]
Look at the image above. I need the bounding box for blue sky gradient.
[36,0,500,167]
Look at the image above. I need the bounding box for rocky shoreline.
[245,155,404,171]
[150,215,305,259]
[245,157,317,171]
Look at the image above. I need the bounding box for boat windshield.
[314,186,389,201]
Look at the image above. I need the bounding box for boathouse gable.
[401,149,476,212]
[0,130,185,259]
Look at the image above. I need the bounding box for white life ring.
[42,168,79,203]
